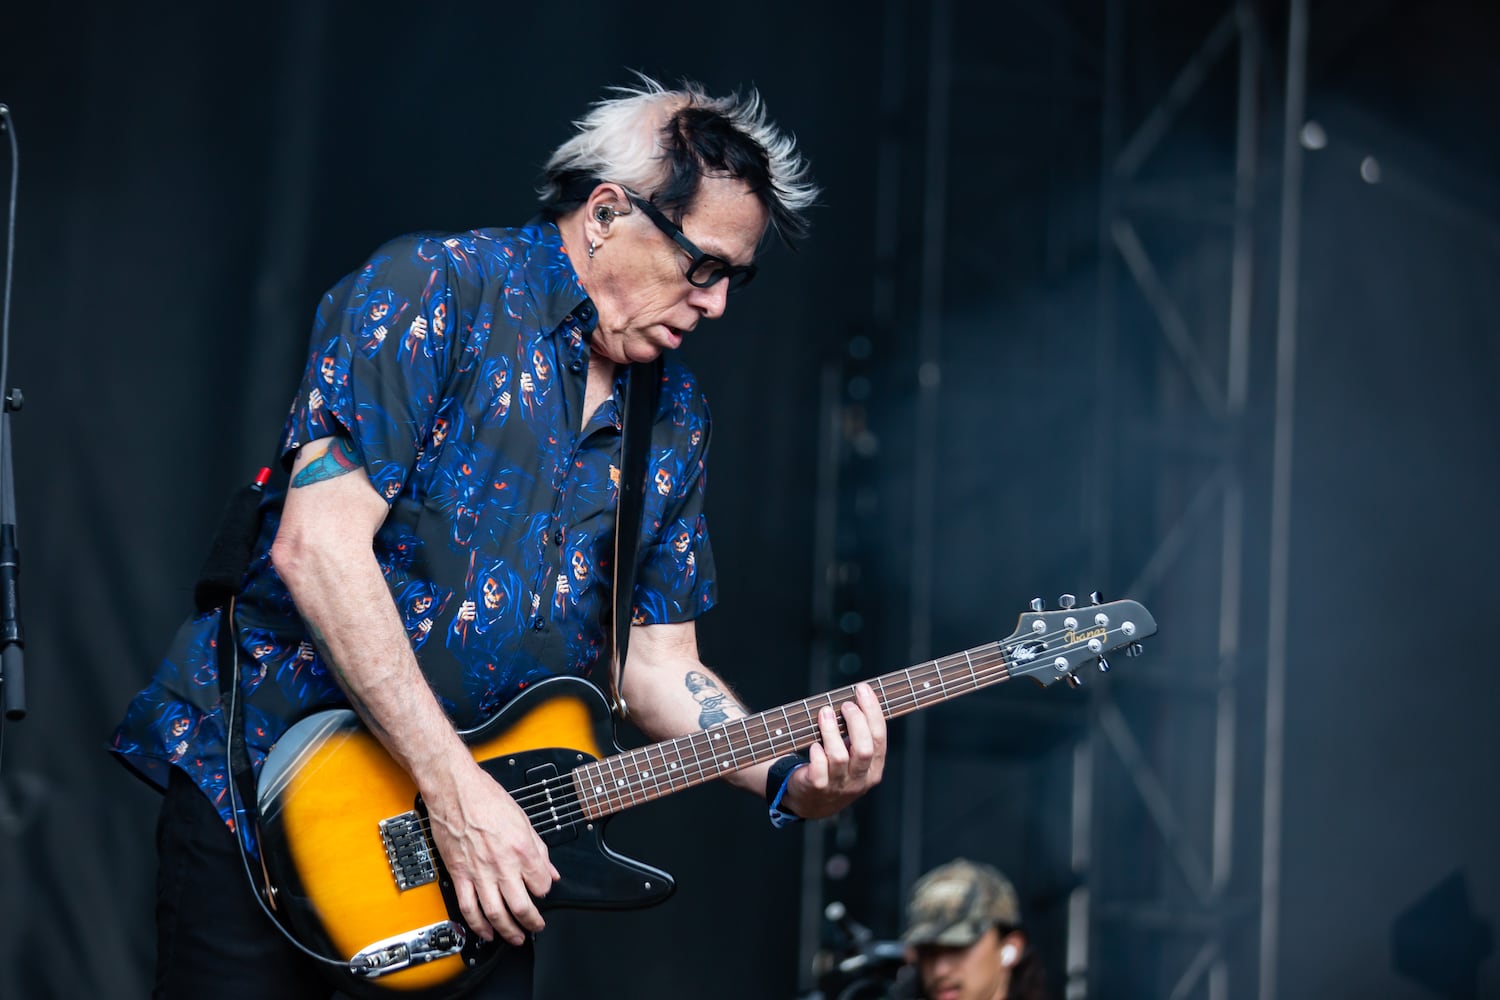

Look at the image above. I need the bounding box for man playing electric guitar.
[110,76,887,1000]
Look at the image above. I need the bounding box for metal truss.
[1084,2,1305,998]
[794,2,1306,999]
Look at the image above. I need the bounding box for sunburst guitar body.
[256,677,670,998]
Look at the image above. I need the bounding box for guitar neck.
[571,641,1011,820]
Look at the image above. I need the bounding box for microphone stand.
[0,102,25,723]
[1,393,23,721]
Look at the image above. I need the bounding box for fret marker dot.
[923,681,932,689]
[775,728,784,736]
[616,780,625,788]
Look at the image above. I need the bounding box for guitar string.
[522,616,1134,825]
[512,616,1126,821]
[389,618,1131,845]
[410,618,1123,840]
[402,618,1127,838]
[388,654,1010,844]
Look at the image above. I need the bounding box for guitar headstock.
[1002,593,1157,688]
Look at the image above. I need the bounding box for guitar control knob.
[1059,594,1076,609]
[1030,597,1045,612]
[1065,673,1082,689]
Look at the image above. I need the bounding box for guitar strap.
[607,359,660,720]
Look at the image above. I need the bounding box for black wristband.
[766,753,810,804]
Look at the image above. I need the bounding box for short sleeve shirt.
[110,221,718,841]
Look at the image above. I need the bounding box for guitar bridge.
[379,811,437,890]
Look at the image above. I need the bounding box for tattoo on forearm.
[291,437,362,488]
[305,620,388,738]
[684,669,745,729]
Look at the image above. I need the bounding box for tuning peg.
[1059,594,1076,609]
[1064,673,1082,689]
[1125,642,1144,658]
[1030,597,1045,612]
[1089,590,1104,605]
[1097,656,1111,673]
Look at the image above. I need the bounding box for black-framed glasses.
[625,193,758,291]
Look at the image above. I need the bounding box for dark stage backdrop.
[0,5,883,998]
[3,4,1500,1000]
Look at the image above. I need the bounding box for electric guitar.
[255,596,1156,997]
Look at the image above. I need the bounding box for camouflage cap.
[902,858,1021,948]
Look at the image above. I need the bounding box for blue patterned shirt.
[110,221,718,842]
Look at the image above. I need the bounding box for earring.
[588,239,598,259]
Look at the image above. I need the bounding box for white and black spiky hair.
[539,72,819,247]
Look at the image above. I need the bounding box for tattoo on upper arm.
[685,669,745,729]
[305,620,388,738]
[291,438,362,488]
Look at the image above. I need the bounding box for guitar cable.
[221,596,352,972]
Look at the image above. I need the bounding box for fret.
[660,734,688,793]
[912,662,941,710]
[934,658,951,701]
[731,715,754,764]
[638,742,666,802]
[606,752,636,810]
[900,667,919,716]
[703,723,733,774]
[741,712,774,764]
[688,729,716,783]
[776,704,796,751]
[574,760,602,820]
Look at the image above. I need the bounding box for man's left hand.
[782,682,887,820]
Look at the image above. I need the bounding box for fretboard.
[570,640,1011,820]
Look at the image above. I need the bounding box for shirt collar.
[520,218,598,335]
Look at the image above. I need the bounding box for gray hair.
[539,73,819,246]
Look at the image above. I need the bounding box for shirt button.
[569,360,584,374]
[531,615,546,631]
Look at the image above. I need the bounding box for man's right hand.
[273,439,560,944]
[422,762,561,946]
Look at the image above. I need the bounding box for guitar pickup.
[349,920,466,978]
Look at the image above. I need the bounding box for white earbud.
[1000,943,1019,967]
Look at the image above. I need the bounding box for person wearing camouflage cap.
[887,858,1049,1000]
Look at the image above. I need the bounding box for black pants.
[154,767,533,999]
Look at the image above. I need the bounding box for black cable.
[221,597,349,972]
[1,103,15,400]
